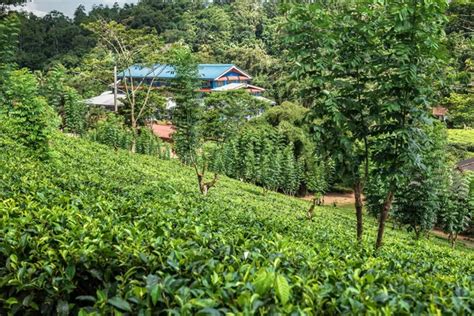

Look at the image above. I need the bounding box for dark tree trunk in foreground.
[376,191,394,249]
[354,181,364,241]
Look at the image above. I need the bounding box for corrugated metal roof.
[85,91,126,107]
[212,83,246,91]
[119,64,241,80]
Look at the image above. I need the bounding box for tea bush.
[447,129,474,159]
[0,134,473,315]
[448,129,474,146]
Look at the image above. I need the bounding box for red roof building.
[432,106,448,121]
[150,123,175,142]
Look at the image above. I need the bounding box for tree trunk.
[131,122,137,153]
[451,232,458,248]
[354,181,364,241]
[193,162,218,195]
[414,227,421,240]
[297,183,308,198]
[375,191,394,249]
[306,197,317,220]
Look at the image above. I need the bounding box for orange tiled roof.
[151,123,176,141]
[433,106,448,116]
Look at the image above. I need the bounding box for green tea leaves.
[108,297,132,312]
[253,269,274,295]
[275,274,291,305]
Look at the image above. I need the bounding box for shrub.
[86,113,133,151]
[63,87,87,135]
[86,114,171,160]
[0,69,58,159]
[40,64,87,134]
[438,170,473,246]
[136,127,171,159]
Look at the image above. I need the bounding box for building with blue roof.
[118,64,265,95]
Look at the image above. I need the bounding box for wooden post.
[114,65,118,112]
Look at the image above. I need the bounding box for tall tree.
[84,20,164,151]
[169,45,201,164]
[371,0,448,249]
[0,13,19,79]
[285,1,378,241]
[170,45,218,195]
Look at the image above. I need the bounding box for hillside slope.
[448,129,474,159]
[1,134,473,314]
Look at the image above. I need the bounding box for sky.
[13,0,139,17]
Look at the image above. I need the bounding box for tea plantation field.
[447,129,474,159]
[1,134,473,315]
[447,129,474,146]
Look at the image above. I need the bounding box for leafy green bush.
[86,113,133,150]
[39,64,87,135]
[448,129,474,146]
[136,126,171,159]
[438,170,474,246]
[444,93,474,128]
[63,87,87,135]
[0,69,58,159]
[447,129,474,160]
[86,114,171,160]
[0,134,473,314]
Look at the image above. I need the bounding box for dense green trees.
[10,1,290,102]
[285,1,380,241]
[202,90,267,141]
[208,102,333,197]
[39,64,87,135]
[286,0,451,247]
[16,11,94,70]
[0,0,26,5]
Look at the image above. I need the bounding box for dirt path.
[302,192,355,206]
[431,229,474,249]
[302,192,474,249]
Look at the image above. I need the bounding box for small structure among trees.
[119,63,266,96]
